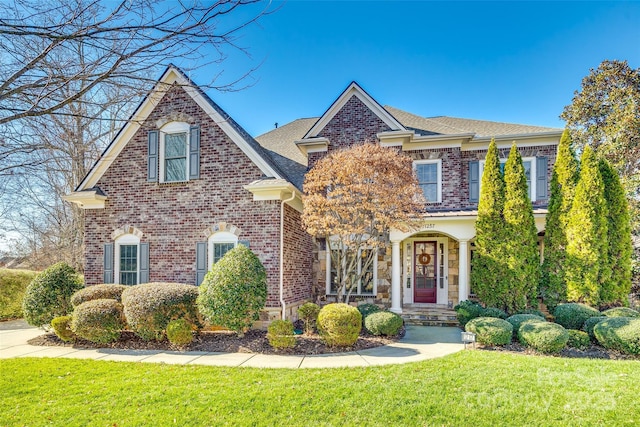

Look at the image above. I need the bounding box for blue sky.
[183,1,640,137]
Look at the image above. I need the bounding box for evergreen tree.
[503,143,540,312]
[599,159,633,305]
[471,139,509,310]
[540,130,579,308]
[565,146,609,306]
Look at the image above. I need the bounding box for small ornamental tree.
[540,130,579,308]
[302,143,425,303]
[565,146,610,306]
[197,245,267,335]
[503,143,539,312]
[599,159,633,305]
[471,139,509,309]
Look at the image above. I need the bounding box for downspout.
[280,190,297,320]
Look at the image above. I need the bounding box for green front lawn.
[2,351,639,426]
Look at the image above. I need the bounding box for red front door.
[414,241,437,303]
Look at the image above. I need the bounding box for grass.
[1,351,639,426]
[0,268,38,320]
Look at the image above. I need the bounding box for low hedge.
[518,321,569,354]
[482,307,508,320]
[515,308,546,319]
[267,319,296,349]
[0,268,38,320]
[166,319,194,347]
[593,317,640,355]
[567,329,590,350]
[601,307,640,318]
[71,284,127,307]
[505,314,546,336]
[317,303,362,347]
[553,303,600,330]
[465,317,513,346]
[582,316,607,340]
[454,300,485,327]
[122,283,200,341]
[364,311,403,336]
[357,303,381,320]
[71,299,125,344]
[51,315,76,342]
[297,302,321,334]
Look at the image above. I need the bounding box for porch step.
[400,306,460,327]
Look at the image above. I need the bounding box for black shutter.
[148,130,159,182]
[139,242,149,284]
[196,242,207,285]
[104,243,114,284]
[536,156,548,201]
[189,126,200,180]
[469,161,479,203]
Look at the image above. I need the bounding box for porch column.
[390,240,402,313]
[458,239,469,303]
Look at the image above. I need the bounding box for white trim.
[159,121,190,183]
[413,159,442,203]
[114,234,140,285]
[243,180,303,212]
[207,231,238,270]
[76,66,282,191]
[303,82,405,139]
[62,190,107,209]
[325,245,378,297]
[479,156,537,201]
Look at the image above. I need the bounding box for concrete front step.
[401,310,460,327]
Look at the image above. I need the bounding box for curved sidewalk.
[0,320,464,369]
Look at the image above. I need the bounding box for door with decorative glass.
[414,241,437,303]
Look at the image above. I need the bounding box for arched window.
[207,231,238,268]
[115,234,140,285]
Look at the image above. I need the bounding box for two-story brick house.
[66,65,562,325]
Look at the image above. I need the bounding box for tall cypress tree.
[540,130,579,308]
[471,139,509,310]
[565,146,609,306]
[599,159,633,305]
[503,143,540,312]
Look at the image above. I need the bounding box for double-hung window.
[114,234,140,285]
[208,232,238,269]
[414,160,442,203]
[160,122,190,183]
[479,157,536,201]
[327,247,377,296]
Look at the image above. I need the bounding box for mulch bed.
[476,342,639,360]
[28,326,405,355]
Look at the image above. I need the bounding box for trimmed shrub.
[482,307,508,319]
[454,300,485,327]
[297,302,321,334]
[465,317,513,346]
[317,303,362,347]
[567,329,590,350]
[515,308,547,319]
[602,307,640,318]
[122,282,200,341]
[594,317,640,355]
[51,315,76,342]
[0,268,38,320]
[22,262,83,327]
[553,303,600,330]
[71,284,127,307]
[166,319,194,347]
[71,299,125,344]
[582,316,607,340]
[505,314,546,336]
[364,311,403,336]
[267,319,296,349]
[197,245,267,336]
[519,321,569,354]
[357,303,381,320]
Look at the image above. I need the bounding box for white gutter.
[280,190,297,320]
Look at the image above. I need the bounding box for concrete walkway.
[0,320,464,369]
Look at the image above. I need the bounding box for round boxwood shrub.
[515,308,547,319]
[51,315,76,342]
[122,282,200,341]
[267,319,296,349]
[553,303,600,330]
[582,316,607,340]
[297,302,321,334]
[518,321,569,354]
[317,303,362,347]
[567,329,590,350]
[364,311,403,336]
[482,307,508,319]
[357,303,381,320]
[602,307,640,318]
[465,317,513,346]
[71,299,125,344]
[197,245,267,336]
[505,314,546,336]
[22,262,83,327]
[166,319,194,347]
[454,300,485,327]
[593,317,640,355]
[71,284,127,307]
